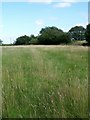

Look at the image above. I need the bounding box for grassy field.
[2,45,88,118]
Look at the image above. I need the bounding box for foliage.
[12,25,88,45]
[71,40,87,46]
[85,24,90,45]
[38,26,71,45]
[30,34,39,45]
[14,35,31,45]
[30,38,39,45]
[0,39,3,45]
[68,26,86,41]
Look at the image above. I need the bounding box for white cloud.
[53,0,83,8]
[35,19,44,26]
[53,0,76,8]
[54,2,71,8]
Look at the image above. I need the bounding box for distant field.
[2,45,88,118]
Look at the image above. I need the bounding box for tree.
[38,26,71,45]
[0,39,3,45]
[14,35,31,45]
[85,23,90,45]
[40,26,63,34]
[30,34,39,45]
[68,26,86,41]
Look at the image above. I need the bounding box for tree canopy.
[0,39,3,45]
[29,34,39,45]
[85,23,90,45]
[12,25,89,46]
[68,26,86,41]
[38,26,71,45]
[14,35,31,45]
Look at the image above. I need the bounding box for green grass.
[0,46,2,119]
[2,45,88,118]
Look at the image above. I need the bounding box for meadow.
[2,45,88,118]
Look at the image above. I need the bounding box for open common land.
[2,45,88,118]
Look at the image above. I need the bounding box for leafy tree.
[38,26,71,45]
[14,35,31,45]
[30,34,35,39]
[68,26,86,41]
[30,34,39,44]
[85,23,90,45]
[40,26,63,34]
[0,39,3,45]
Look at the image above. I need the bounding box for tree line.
[1,24,90,46]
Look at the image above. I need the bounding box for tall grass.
[0,46,2,119]
[2,46,88,118]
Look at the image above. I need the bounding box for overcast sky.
[0,0,88,44]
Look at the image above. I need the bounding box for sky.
[0,0,89,44]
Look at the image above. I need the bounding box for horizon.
[0,1,88,44]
